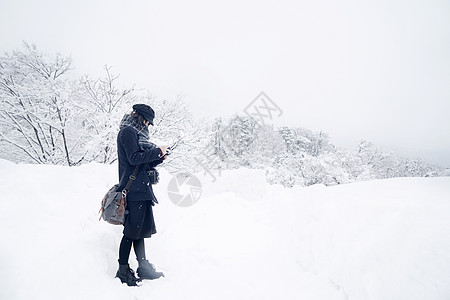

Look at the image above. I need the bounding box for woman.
[115,104,169,286]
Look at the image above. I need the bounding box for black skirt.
[123,201,157,240]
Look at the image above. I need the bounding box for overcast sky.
[1,0,449,167]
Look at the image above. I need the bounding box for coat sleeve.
[148,159,164,168]
[119,127,162,165]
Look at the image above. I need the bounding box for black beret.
[133,104,155,125]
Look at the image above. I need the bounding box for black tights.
[118,235,147,265]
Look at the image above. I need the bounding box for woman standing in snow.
[115,104,169,286]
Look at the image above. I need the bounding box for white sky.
[1,0,449,167]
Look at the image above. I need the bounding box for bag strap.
[122,164,141,196]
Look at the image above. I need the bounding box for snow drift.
[0,159,449,300]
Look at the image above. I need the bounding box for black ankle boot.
[116,263,141,286]
[137,260,164,280]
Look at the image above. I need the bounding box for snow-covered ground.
[1,159,449,300]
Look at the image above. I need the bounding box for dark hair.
[130,110,147,130]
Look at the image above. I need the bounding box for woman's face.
[144,119,150,127]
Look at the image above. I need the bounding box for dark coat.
[117,125,163,239]
[123,201,157,239]
[116,126,163,202]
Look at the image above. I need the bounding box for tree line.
[0,43,444,186]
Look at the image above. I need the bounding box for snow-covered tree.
[267,151,351,187]
[0,43,84,165]
[79,66,136,164]
[248,123,285,168]
[204,115,258,168]
[278,126,335,157]
[145,93,210,174]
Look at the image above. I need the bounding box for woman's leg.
[118,235,134,265]
[116,235,141,286]
[133,239,146,263]
[135,238,164,279]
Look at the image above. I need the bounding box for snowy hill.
[1,159,449,300]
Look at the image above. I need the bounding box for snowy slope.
[0,159,449,300]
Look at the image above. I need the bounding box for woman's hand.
[158,145,170,157]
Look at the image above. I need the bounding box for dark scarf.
[119,114,157,150]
